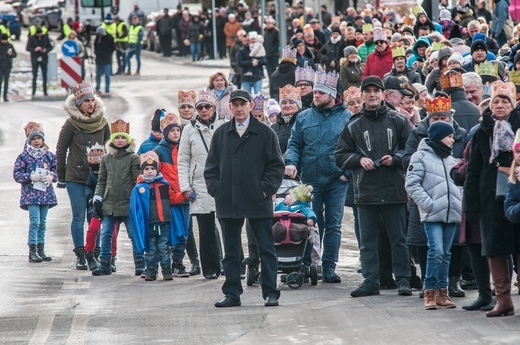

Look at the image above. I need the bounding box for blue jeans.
[241,79,262,95]
[145,223,171,269]
[116,50,126,74]
[100,215,142,259]
[126,45,141,72]
[66,182,87,248]
[95,64,111,93]
[310,179,348,271]
[423,222,457,290]
[190,42,201,60]
[27,205,49,245]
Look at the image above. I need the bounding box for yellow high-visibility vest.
[115,22,128,43]
[128,25,143,44]
[102,22,117,38]
[63,23,72,38]
[0,25,12,42]
[29,25,48,36]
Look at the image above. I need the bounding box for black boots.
[145,267,157,281]
[189,259,201,276]
[29,245,43,263]
[162,264,173,280]
[186,228,200,275]
[134,256,145,276]
[242,245,259,266]
[92,256,112,276]
[448,276,466,297]
[85,251,99,271]
[73,247,88,270]
[36,244,52,261]
[111,257,117,272]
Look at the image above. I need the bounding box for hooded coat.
[269,61,297,101]
[362,45,393,80]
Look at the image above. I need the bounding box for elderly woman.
[207,71,233,120]
[343,86,363,115]
[339,46,362,91]
[178,90,226,279]
[56,81,111,269]
[464,81,520,317]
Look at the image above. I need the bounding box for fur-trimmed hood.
[105,139,137,155]
[63,94,106,121]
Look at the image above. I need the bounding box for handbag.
[496,166,510,200]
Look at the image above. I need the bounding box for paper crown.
[252,93,265,111]
[281,47,297,62]
[160,113,181,131]
[86,142,105,165]
[402,16,414,26]
[440,69,464,89]
[314,70,339,91]
[139,150,160,167]
[279,85,301,101]
[509,70,520,86]
[291,184,313,202]
[196,89,217,107]
[426,95,452,114]
[412,5,426,17]
[392,46,406,59]
[24,121,44,137]
[331,16,340,24]
[362,23,373,33]
[343,86,361,103]
[430,42,444,52]
[111,119,129,134]
[373,27,387,42]
[303,25,314,36]
[72,81,94,100]
[475,61,499,82]
[491,81,516,102]
[178,90,197,106]
[295,66,316,84]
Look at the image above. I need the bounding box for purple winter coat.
[13,145,58,210]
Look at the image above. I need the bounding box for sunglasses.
[375,41,387,45]
[196,104,212,111]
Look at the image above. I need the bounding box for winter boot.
[435,288,456,308]
[172,260,189,277]
[28,245,43,263]
[242,245,259,266]
[85,251,99,271]
[94,246,101,261]
[186,228,201,275]
[111,257,117,272]
[145,267,157,281]
[410,262,423,290]
[189,259,201,276]
[487,256,515,317]
[73,247,88,270]
[423,289,437,310]
[162,264,173,280]
[448,276,466,297]
[134,256,145,276]
[463,245,493,310]
[92,257,112,276]
[36,244,52,261]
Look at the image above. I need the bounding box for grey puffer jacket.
[405,139,462,223]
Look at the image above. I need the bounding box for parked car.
[20,0,63,29]
[0,2,22,40]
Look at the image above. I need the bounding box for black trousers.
[159,34,172,57]
[265,56,279,80]
[194,212,220,277]
[32,61,48,95]
[0,66,11,99]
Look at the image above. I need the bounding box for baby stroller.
[273,211,318,289]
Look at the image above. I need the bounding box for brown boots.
[487,256,515,317]
[423,289,437,309]
[423,288,456,310]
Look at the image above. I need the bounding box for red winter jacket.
[362,46,394,80]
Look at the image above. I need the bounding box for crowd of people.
[9,0,520,314]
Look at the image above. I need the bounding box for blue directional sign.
[61,40,78,57]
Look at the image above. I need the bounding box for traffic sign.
[61,40,78,57]
[60,57,82,89]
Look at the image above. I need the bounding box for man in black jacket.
[157,8,174,57]
[263,17,280,80]
[94,27,115,95]
[335,76,412,298]
[269,48,297,100]
[0,33,16,102]
[27,27,52,97]
[204,90,284,308]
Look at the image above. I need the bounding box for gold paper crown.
[331,16,340,24]
[491,81,516,102]
[160,113,181,131]
[392,46,406,59]
[111,119,130,134]
[295,66,315,84]
[196,89,217,107]
[430,42,444,52]
[279,85,301,101]
[412,5,426,17]
[139,150,160,167]
[426,95,452,114]
[362,23,373,33]
[252,93,265,111]
[71,81,94,100]
[178,90,196,106]
[343,86,361,103]
[86,142,105,165]
[475,61,498,78]
[509,70,520,86]
[24,121,44,137]
[440,70,464,89]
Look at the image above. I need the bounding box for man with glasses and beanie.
[335,76,412,298]
[362,28,393,80]
[204,89,284,308]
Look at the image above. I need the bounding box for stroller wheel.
[287,272,303,289]
[246,265,255,286]
[310,264,318,286]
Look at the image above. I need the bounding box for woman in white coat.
[178,90,226,279]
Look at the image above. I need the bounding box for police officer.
[125,16,143,76]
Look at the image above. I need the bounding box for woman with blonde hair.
[207,71,233,120]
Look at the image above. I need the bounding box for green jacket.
[95,141,140,217]
[357,39,374,63]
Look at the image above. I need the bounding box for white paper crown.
[252,93,265,111]
[282,47,297,61]
[314,70,339,90]
[295,66,316,84]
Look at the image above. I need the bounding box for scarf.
[67,114,108,133]
[426,139,452,158]
[109,143,130,151]
[26,143,47,159]
[282,115,292,123]
[490,119,514,164]
[213,88,225,99]
[331,36,341,44]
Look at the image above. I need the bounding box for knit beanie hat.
[439,9,451,21]
[447,52,463,65]
[428,121,455,142]
[24,122,45,143]
[151,109,164,132]
[343,45,358,57]
[267,98,281,116]
[471,39,487,54]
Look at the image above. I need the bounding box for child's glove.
[93,195,103,216]
[30,172,41,182]
[44,173,53,187]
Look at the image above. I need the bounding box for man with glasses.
[285,70,351,284]
[335,76,412,298]
[362,28,393,80]
[294,65,315,109]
